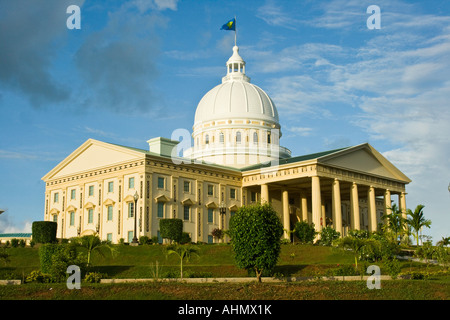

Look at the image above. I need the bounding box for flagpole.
[234,16,237,46]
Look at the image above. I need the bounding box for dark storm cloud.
[0,0,84,108]
[0,0,169,114]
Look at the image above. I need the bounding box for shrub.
[139,236,151,245]
[228,203,284,282]
[84,272,106,283]
[26,270,52,283]
[19,239,26,247]
[211,228,224,240]
[10,239,19,248]
[159,219,183,243]
[32,221,57,244]
[179,232,191,244]
[39,243,85,282]
[293,221,316,244]
[383,257,401,279]
[319,227,340,246]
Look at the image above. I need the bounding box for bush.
[293,221,316,244]
[84,272,106,283]
[179,232,191,244]
[32,221,57,244]
[139,236,151,245]
[228,203,284,282]
[26,270,52,283]
[159,219,183,243]
[319,227,340,246]
[383,257,401,279]
[39,243,85,282]
[10,239,19,248]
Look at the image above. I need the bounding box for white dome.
[185,45,291,168]
[194,80,279,126]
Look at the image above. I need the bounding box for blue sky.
[0,0,449,243]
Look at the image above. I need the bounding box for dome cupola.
[185,45,291,168]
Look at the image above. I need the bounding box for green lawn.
[1,243,449,300]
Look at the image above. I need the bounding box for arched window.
[205,134,209,145]
[267,132,271,144]
[219,132,224,144]
[253,132,258,144]
[236,131,241,144]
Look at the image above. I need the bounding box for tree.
[165,244,199,280]
[228,203,284,282]
[406,204,431,247]
[382,204,407,243]
[74,235,117,267]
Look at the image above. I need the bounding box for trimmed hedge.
[159,219,183,243]
[39,243,82,282]
[32,221,57,244]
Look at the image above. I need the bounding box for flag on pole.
[220,18,236,31]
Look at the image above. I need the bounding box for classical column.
[311,176,322,233]
[384,189,392,216]
[261,184,269,204]
[350,182,360,230]
[332,179,342,235]
[399,192,407,224]
[282,189,290,240]
[367,186,377,232]
[300,192,308,223]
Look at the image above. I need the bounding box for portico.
[241,143,411,239]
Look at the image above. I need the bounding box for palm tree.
[166,245,199,279]
[406,204,431,247]
[76,235,117,266]
[382,204,407,243]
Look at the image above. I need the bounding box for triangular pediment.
[42,139,145,181]
[319,143,411,183]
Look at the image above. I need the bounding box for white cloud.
[131,0,179,12]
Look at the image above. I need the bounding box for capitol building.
[42,45,411,244]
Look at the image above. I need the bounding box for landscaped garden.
[0,203,449,300]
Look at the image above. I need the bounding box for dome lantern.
[222,46,250,83]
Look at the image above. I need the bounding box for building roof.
[0,233,32,238]
[240,146,350,171]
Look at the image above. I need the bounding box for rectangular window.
[157,202,164,218]
[207,185,214,196]
[157,231,163,244]
[183,181,190,193]
[107,205,113,221]
[183,206,190,221]
[88,209,93,224]
[107,233,113,242]
[70,212,75,226]
[129,177,135,189]
[53,215,58,222]
[71,189,76,200]
[54,192,59,203]
[230,188,236,199]
[88,185,94,196]
[208,208,214,223]
[157,177,164,189]
[208,235,213,244]
[128,202,134,218]
[108,181,114,193]
[128,231,134,243]
[251,191,257,202]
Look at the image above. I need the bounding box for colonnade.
[259,176,407,240]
